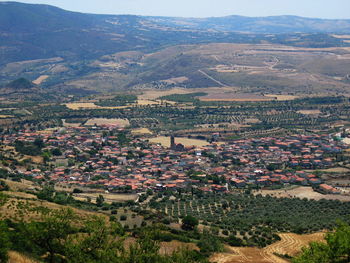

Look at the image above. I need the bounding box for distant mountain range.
[0,1,350,66]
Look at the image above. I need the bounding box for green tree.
[181,215,199,231]
[0,221,10,263]
[51,148,62,156]
[20,208,76,263]
[96,195,105,207]
[65,216,124,263]
[293,222,350,263]
[197,229,223,255]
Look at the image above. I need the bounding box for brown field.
[2,191,37,200]
[210,232,325,263]
[264,94,299,101]
[62,119,81,127]
[32,75,49,85]
[73,192,138,204]
[317,167,350,173]
[2,179,36,191]
[85,118,130,127]
[8,251,38,263]
[23,155,43,164]
[131,128,153,135]
[65,103,129,110]
[0,115,14,118]
[139,88,192,100]
[255,186,350,201]
[297,109,322,115]
[199,93,274,102]
[161,76,189,84]
[0,196,105,222]
[137,99,161,105]
[149,136,209,148]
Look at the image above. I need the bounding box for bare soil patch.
[65,103,129,110]
[32,75,49,85]
[73,193,138,204]
[265,94,299,101]
[85,118,130,127]
[255,186,350,201]
[8,251,38,263]
[297,109,321,115]
[131,128,153,135]
[149,136,208,148]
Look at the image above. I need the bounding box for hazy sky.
[2,0,350,18]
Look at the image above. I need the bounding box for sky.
[2,0,350,19]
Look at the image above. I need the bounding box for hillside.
[0,1,349,66]
[1,2,350,94]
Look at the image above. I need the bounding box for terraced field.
[210,232,325,263]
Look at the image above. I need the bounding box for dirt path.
[198,69,228,87]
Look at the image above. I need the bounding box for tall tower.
[170,135,175,149]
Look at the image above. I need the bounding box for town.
[1,123,348,198]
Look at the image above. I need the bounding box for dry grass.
[318,167,350,173]
[73,193,138,204]
[297,110,321,115]
[149,136,208,148]
[85,118,130,127]
[0,115,14,118]
[2,191,37,199]
[139,88,191,100]
[62,119,81,127]
[265,94,299,101]
[0,196,105,222]
[255,186,350,201]
[65,103,129,110]
[8,251,38,263]
[137,99,160,105]
[159,241,199,255]
[131,128,153,135]
[32,75,49,85]
[199,93,274,102]
[2,179,36,191]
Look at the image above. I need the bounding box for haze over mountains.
[1,1,350,64]
[1,1,350,94]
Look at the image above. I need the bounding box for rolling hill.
[1,2,350,95]
[0,1,350,66]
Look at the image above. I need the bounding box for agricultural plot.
[149,136,209,148]
[255,186,350,201]
[198,93,274,102]
[84,118,130,127]
[210,232,325,263]
[152,193,350,247]
[73,192,138,204]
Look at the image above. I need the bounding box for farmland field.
[32,75,49,85]
[73,192,138,204]
[297,109,322,115]
[131,128,153,135]
[84,118,130,127]
[152,192,350,247]
[210,232,325,263]
[65,102,129,110]
[198,93,274,102]
[255,186,350,201]
[149,136,209,147]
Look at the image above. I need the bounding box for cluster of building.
[1,126,347,195]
